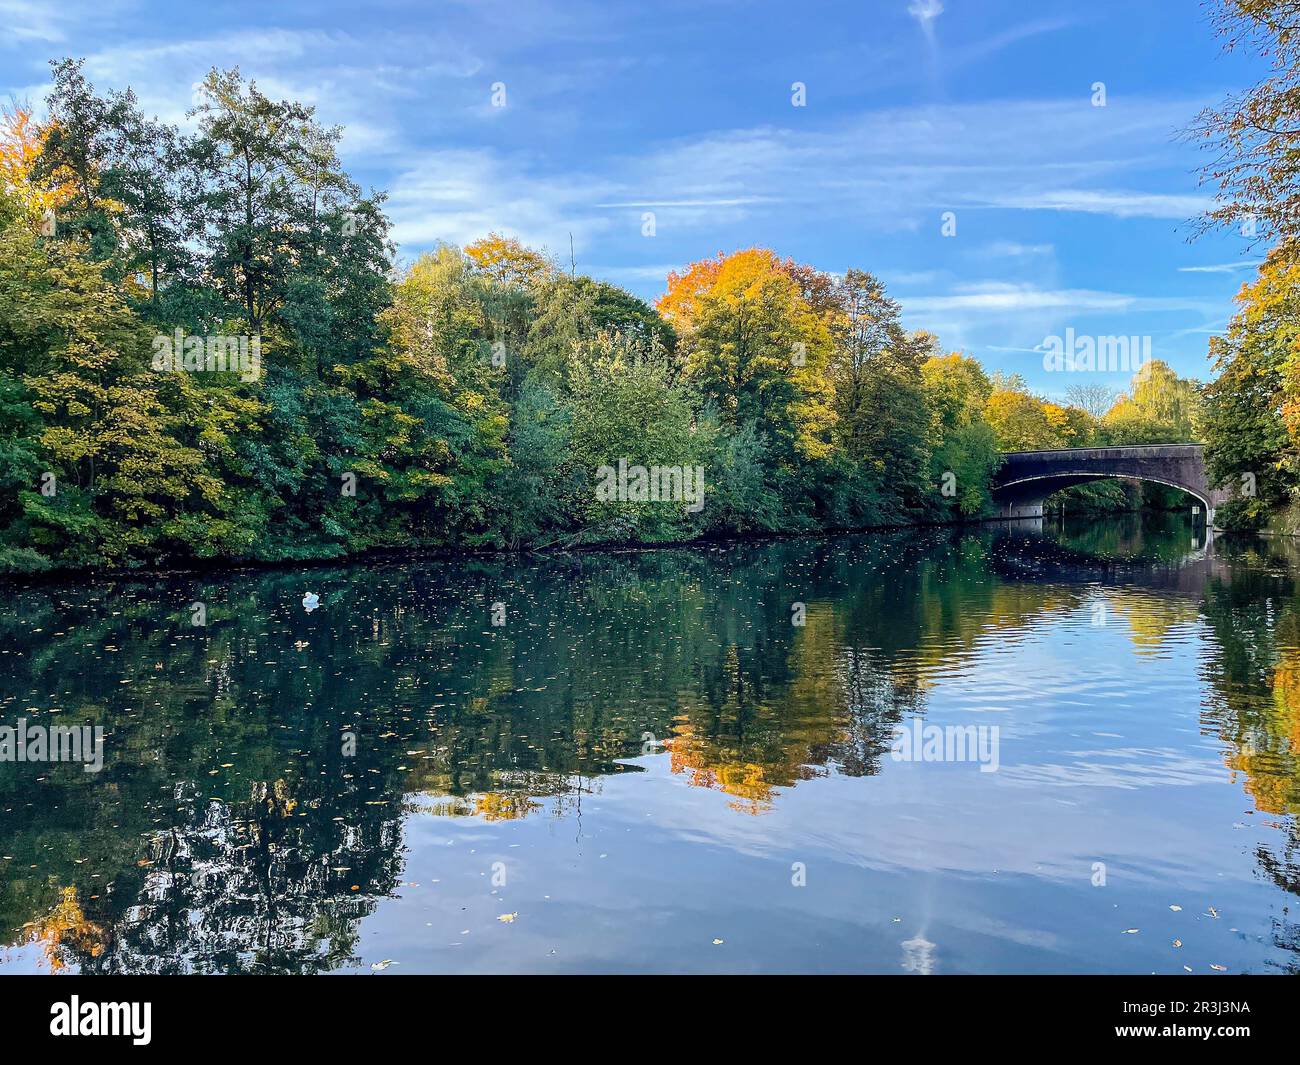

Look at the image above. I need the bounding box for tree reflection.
[2,521,1299,971]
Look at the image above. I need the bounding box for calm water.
[2,515,1299,974]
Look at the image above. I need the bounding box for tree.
[38,60,188,304]
[566,332,709,542]
[659,248,836,462]
[1102,360,1201,444]
[0,190,247,567]
[185,67,370,340]
[32,59,126,257]
[985,386,1058,450]
[346,246,509,546]
[1190,1,1300,243]
[1202,244,1300,526]
[827,270,932,514]
[0,104,74,218]
[1065,382,1117,419]
[464,233,552,288]
[922,353,1001,516]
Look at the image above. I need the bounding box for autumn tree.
[1102,359,1202,444]
[985,385,1059,451]
[1202,244,1300,526]
[659,248,836,462]
[1190,0,1300,243]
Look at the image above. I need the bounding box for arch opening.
[992,472,1214,523]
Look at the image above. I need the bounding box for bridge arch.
[990,445,1231,524]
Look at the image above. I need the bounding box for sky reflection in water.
[1,514,1298,974]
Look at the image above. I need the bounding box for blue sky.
[0,0,1269,396]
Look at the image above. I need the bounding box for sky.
[0,0,1271,396]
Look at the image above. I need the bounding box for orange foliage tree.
[657,248,837,460]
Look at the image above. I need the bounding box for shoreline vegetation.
[0,62,1210,578]
[0,503,1198,588]
[5,11,1300,576]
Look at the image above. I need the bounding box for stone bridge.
[991,444,1232,524]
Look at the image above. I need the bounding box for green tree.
[1202,246,1300,527]
[922,353,1001,517]
[828,270,933,516]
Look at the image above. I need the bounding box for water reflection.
[1,515,1298,973]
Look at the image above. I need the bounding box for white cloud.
[980,241,1055,259]
[908,0,944,26]
[980,189,1213,219]
[593,198,773,209]
[386,148,617,254]
[0,0,124,43]
[1177,260,1262,274]
[906,285,1138,314]
[898,283,1219,359]
[18,28,485,163]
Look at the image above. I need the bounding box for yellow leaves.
[474,791,541,821]
[0,105,76,218]
[657,253,725,327]
[985,388,1056,451]
[407,471,454,489]
[21,885,105,972]
[659,248,837,459]
[464,232,550,287]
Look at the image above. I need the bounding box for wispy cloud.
[0,0,122,43]
[1177,260,1262,274]
[981,241,1055,259]
[904,283,1211,315]
[908,0,944,28]
[898,282,1220,365]
[977,189,1214,219]
[386,148,618,253]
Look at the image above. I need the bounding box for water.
[1,514,1298,974]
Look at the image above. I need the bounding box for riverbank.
[0,503,1213,587]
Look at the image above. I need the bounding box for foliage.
[1203,243,1300,527]
[0,60,1226,574]
[1190,1,1300,244]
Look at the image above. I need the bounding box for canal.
[1,514,1297,973]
